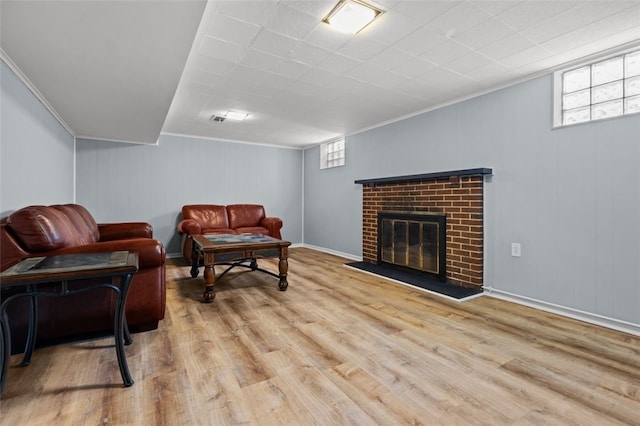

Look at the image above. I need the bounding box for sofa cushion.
[227,204,265,229]
[202,228,237,235]
[182,205,229,230]
[234,226,269,236]
[7,206,82,251]
[52,204,99,245]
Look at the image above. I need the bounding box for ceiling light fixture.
[224,110,249,121]
[323,0,383,34]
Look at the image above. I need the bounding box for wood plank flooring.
[1,247,638,425]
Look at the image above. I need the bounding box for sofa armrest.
[177,219,201,235]
[1,222,30,271]
[98,222,153,240]
[260,217,283,239]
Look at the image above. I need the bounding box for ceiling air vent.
[210,115,226,123]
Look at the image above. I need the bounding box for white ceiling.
[0,0,207,144]
[2,1,640,148]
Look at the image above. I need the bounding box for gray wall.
[1,60,75,215]
[76,134,303,255]
[304,74,640,326]
[4,52,638,329]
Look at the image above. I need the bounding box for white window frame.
[320,137,346,170]
[553,45,640,128]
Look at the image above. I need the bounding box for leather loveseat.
[177,204,283,262]
[0,204,166,352]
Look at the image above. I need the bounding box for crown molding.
[1,48,74,136]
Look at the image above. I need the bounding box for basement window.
[554,47,640,127]
[320,137,346,169]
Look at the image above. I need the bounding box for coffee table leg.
[190,239,199,278]
[115,273,134,387]
[203,264,216,303]
[278,249,288,291]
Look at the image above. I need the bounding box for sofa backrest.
[52,204,100,244]
[182,204,229,230]
[227,204,266,229]
[6,204,98,252]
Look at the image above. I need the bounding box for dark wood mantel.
[355,168,493,185]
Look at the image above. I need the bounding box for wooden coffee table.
[190,234,291,302]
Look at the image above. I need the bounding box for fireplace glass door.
[378,212,446,281]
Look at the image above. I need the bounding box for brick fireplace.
[355,168,492,289]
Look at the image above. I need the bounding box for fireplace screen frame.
[377,211,447,282]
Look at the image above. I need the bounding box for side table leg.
[278,252,289,291]
[124,318,133,346]
[203,264,216,303]
[21,293,38,366]
[0,310,11,398]
[115,274,134,387]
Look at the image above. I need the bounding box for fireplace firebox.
[377,211,447,282]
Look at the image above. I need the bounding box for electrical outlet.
[511,243,521,257]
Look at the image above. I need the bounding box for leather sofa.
[0,204,166,353]
[177,204,283,262]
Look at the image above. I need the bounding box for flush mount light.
[210,111,248,123]
[224,110,249,121]
[323,0,383,34]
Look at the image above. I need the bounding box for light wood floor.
[1,248,638,425]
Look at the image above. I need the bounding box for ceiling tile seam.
[469,0,520,16]
[389,1,461,28]
[419,42,498,76]
[424,2,494,39]
[492,0,586,34]
[530,3,640,53]
[241,44,313,74]
[415,13,554,69]
[458,27,555,67]
[214,2,280,29]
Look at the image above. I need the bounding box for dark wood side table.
[0,251,138,398]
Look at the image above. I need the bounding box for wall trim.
[1,49,74,137]
[168,243,638,336]
[301,244,362,262]
[78,135,160,146]
[484,286,640,337]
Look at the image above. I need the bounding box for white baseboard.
[300,244,362,262]
[484,286,640,337]
[168,244,638,337]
